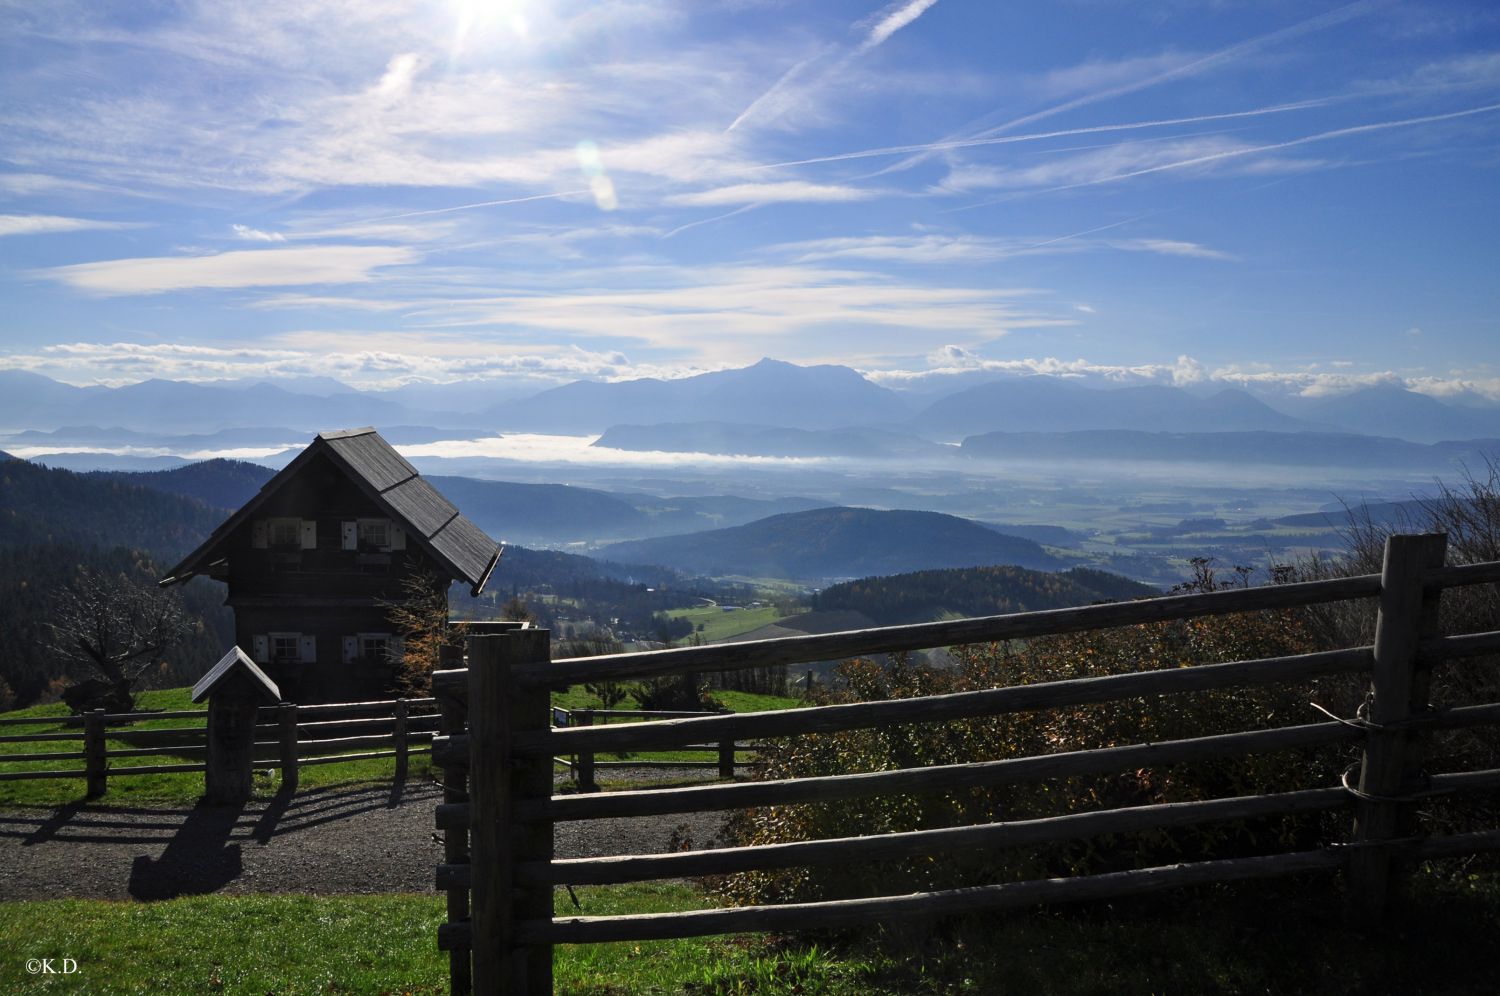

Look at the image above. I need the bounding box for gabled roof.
[192,646,280,703]
[160,427,503,595]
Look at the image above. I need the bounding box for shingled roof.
[160,427,503,595]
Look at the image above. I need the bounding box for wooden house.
[160,428,502,702]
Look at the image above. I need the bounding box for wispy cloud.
[665,181,878,207]
[875,0,1383,176]
[773,231,1233,263]
[231,224,285,242]
[1033,101,1500,195]
[0,214,144,237]
[727,0,942,132]
[748,100,1336,172]
[859,0,943,52]
[34,245,421,295]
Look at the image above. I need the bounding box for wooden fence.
[550,708,751,791]
[0,696,440,796]
[429,533,1500,995]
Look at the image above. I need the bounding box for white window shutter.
[392,636,405,660]
[390,526,405,551]
[251,635,269,663]
[300,520,317,549]
[342,636,357,663]
[299,634,316,663]
[341,521,357,550]
[252,520,268,549]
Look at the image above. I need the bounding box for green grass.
[664,605,782,643]
[548,685,802,775]
[2,872,1494,994]
[0,683,805,809]
[0,687,438,809]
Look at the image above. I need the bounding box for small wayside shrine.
[160,427,502,703]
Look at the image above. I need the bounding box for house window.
[345,632,402,665]
[358,519,391,550]
[270,632,301,663]
[268,518,302,548]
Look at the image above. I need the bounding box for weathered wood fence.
[551,707,750,791]
[0,696,440,796]
[431,534,1500,995]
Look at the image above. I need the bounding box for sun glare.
[449,0,532,57]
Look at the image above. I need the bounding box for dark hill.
[813,564,1158,625]
[599,507,1064,580]
[94,458,275,510]
[1,454,224,559]
[425,477,651,544]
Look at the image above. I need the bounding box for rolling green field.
[663,604,782,642]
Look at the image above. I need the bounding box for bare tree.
[49,568,187,713]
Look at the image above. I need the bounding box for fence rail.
[432,535,1500,995]
[549,707,749,790]
[0,695,440,794]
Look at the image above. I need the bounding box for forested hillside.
[94,458,274,510]
[0,454,232,708]
[2,453,225,555]
[813,565,1157,624]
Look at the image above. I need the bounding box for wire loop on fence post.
[436,644,471,996]
[1348,532,1447,927]
[508,628,554,996]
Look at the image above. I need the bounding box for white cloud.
[665,181,877,207]
[0,214,143,237]
[231,224,285,242]
[34,245,421,295]
[773,232,1233,264]
[859,0,942,51]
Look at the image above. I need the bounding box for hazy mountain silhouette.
[600,506,1064,580]
[1303,385,1500,443]
[909,379,1315,440]
[484,358,909,433]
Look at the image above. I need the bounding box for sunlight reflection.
[576,140,620,211]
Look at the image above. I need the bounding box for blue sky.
[1,0,1497,400]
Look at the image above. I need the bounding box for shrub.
[719,566,1357,909]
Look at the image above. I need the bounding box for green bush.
[719,567,1360,909]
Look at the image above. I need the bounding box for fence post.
[719,739,735,779]
[436,644,471,996]
[467,634,513,994]
[1348,532,1446,926]
[84,708,106,798]
[393,698,409,786]
[576,710,597,792]
[278,703,299,792]
[508,628,554,996]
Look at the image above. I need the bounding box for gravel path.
[0,775,731,902]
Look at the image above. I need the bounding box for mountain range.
[4,362,1499,464]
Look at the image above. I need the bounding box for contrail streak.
[747,100,1333,171]
[370,190,591,222]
